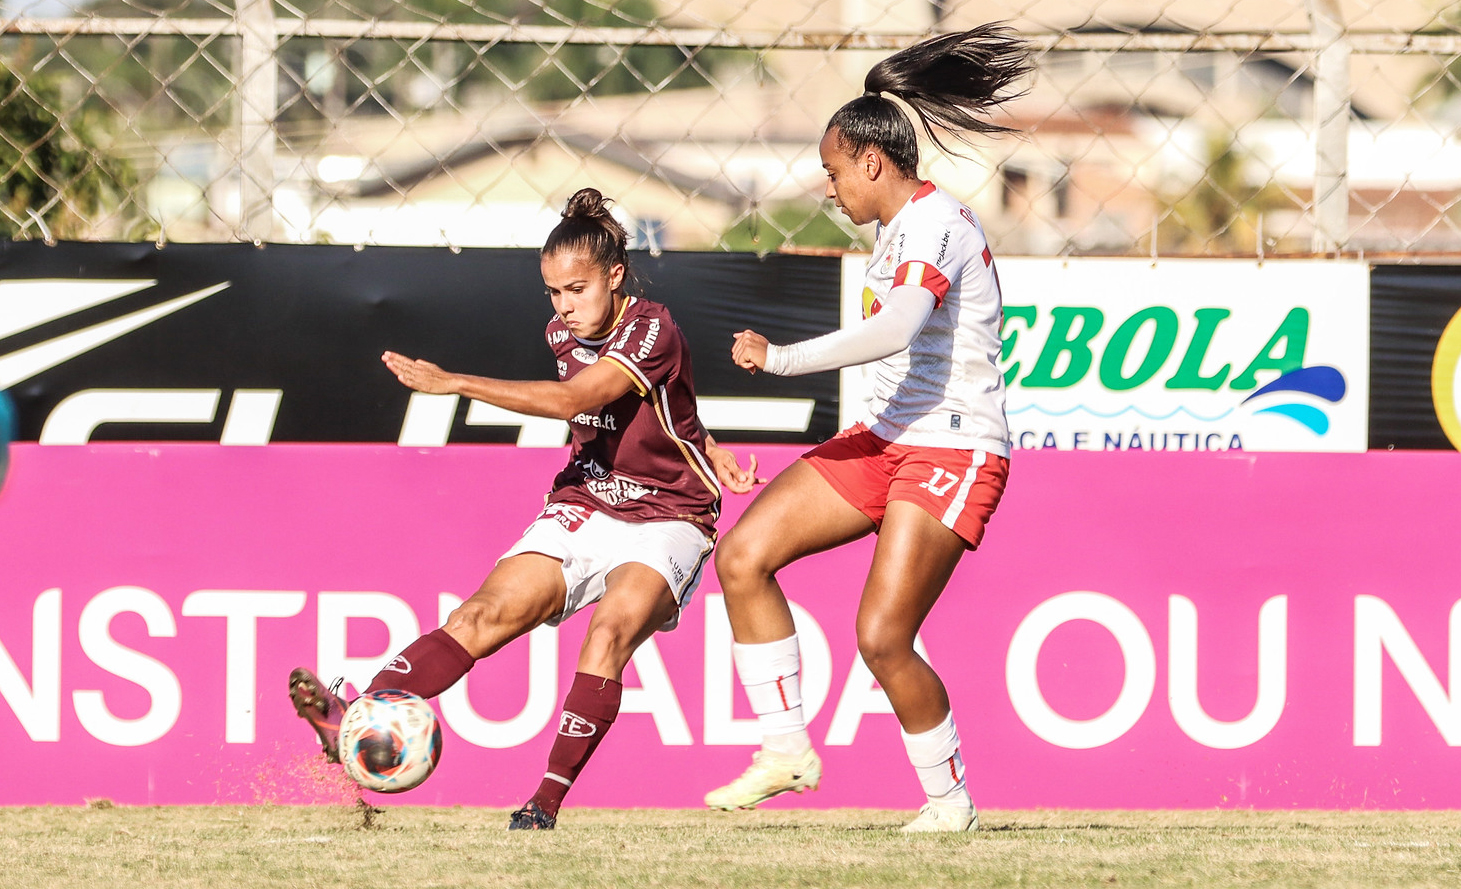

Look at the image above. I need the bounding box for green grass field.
[7,803,1461,888]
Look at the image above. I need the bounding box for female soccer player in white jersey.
[703,26,1031,832]
[289,188,760,830]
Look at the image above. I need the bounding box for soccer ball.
[338,690,443,793]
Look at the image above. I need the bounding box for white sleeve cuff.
[763,285,936,376]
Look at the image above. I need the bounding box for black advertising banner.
[1370,265,1461,451]
[0,241,840,444]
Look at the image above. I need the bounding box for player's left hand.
[382,351,457,395]
[707,445,766,494]
[731,330,769,373]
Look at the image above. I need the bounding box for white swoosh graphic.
[0,282,230,389]
[0,279,157,339]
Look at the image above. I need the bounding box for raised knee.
[715,527,773,589]
[582,619,633,654]
[856,621,914,676]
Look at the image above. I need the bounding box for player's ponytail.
[827,24,1032,176]
[543,187,637,294]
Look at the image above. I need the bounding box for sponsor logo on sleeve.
[631,318,661,363]
[612,320,638,351]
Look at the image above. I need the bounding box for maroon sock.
[365,628,476,699]
[530,672,623,818]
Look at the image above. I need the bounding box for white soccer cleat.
[899,800,978,833]
[704,748,822,810]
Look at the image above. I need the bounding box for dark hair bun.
[563,187,613,220]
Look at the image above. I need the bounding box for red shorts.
[801,423,1010,549]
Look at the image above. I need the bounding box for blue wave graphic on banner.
[1240,366,1346,436]
[1254,403,1330,435]
[1241,366,1347,405]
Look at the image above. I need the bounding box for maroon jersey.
[544,296,720,533]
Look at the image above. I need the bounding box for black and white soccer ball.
[338,689,443,793]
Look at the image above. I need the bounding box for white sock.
[732,635,812,757]
[901,711,971,808]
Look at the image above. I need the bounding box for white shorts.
[499,505,714,631]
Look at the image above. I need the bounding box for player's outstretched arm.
[381,350,635,420]
[734,285,937,377]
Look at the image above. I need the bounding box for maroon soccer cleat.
[289,667,349,763]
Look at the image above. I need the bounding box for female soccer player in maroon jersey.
[704,26,1031,832]
[290,188,760,829]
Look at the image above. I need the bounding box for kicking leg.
[289,552,567,762]
[511,563,678,830]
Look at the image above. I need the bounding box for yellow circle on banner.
[1433,307,1461,450]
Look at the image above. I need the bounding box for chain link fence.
[4,1,1461,257]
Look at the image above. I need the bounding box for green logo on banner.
[1002,306,1310,392]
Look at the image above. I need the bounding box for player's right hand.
[382,351,457,395]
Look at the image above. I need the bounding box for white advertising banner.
[841,257,1370,453]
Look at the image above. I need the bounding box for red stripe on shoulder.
[981,245,993,267]
[911,180,937,202]
[894,260,951,307]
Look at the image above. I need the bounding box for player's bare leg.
[858,500,978,832]
[716,460,874,642]
[706,461,873,809]
[575,563,680,679]
[512,565,678,830]
[856,501,965,731]
[442,553,570,658]
[289,554,566,762]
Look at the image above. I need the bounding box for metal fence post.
[1307,0,1350,254]
[236,0,277,242]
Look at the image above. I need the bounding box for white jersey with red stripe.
[859,181,1011,456]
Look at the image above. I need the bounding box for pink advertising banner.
[1,443,1458,810]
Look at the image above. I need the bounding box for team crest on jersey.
[879,251,895,275]
[578,456,611,480]
[571,346,598,365]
